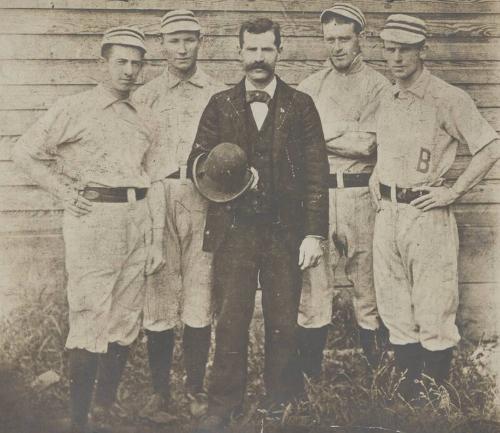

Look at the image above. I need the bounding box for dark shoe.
[186,391,209,418]
[89,402,127,433]
[257,398,290,423]
[192,414,226,433]
[139,393,177,424]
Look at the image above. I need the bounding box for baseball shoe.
[191,414,226,433]
[89,401,128,432]
[138,393,178,424]
[186,391,209,418]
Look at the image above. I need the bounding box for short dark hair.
[239,18,281,48]
[101,43,146,60]
[322,13,362,34]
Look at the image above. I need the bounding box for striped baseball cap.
[380,14,427,45]
[160,9,201,34]
[101,26,146,54]
[320,3,366,32]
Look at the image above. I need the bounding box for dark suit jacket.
[188,76,329,252]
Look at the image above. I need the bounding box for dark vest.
[235,95,277,218]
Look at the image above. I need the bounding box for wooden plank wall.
[0,0,499,340]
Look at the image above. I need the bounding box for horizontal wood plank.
[1,60,500,86]
[2,34,500,62]
[1,9,500,38]
[1,1,500,14]
[1,83,499,111]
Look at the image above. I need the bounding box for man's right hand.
[63,190,93,217]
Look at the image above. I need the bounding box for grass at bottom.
[0,289,497,433]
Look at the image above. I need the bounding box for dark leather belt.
[81,187,147,202]
[166,170,192,180]
[379,183,427,204]
[328,172,371,189]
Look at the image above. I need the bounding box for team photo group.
[12,2,500,433]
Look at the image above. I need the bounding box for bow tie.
[246,90,271,105]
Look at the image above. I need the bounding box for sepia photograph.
[0,1,499,433]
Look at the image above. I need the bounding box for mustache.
[245,62,273,73]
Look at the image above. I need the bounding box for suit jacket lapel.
[226,79,251,154]
[272,77,295,168]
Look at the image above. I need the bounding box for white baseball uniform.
[297,56,390,330]
[371,68,499,350]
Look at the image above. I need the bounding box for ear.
[277,44,283,55]
[358,30,366,40]
[419,43,428,60]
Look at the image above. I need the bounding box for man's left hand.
[298,237,324,271]
[410,186,460,211]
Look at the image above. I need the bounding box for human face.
[383,40,424,87]
[163,31,201,76]
[104,45,144,92]
[240,30,281,87]
[323,20,361,71]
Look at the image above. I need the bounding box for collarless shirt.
[298,55,390,174]
[132,66,225,179]
[16,84,161,189]
[245,77,277,131]
[372,68,499,188]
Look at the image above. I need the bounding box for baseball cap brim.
[161,20,201,34]
[193,153,255,203]
[380,28,425,45]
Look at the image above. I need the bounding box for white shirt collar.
[245,76,277,99]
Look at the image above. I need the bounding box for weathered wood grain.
[1,0,499,14]
[1,9,499,38]
[2,60,500,86]
[2,34,500,62]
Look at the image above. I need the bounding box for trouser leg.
[359,327,379,369]
[208,224,258,418]
[393,343,424,402]
[68,349,98,427]
[145,329,175,400]
[261,228,304,404]
[297,325,328,379]
[94,343,130,408]
[184,325,211,393]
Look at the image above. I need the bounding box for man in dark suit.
[188,18,329,433]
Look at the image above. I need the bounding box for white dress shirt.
[245,77,277,130]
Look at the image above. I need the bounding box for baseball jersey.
[372,68,499,187]
[132,67,225,179]
[297,55,390,174]
[15,85,162,191]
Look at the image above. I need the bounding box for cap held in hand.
[193,142,255,203]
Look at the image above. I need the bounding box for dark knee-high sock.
[183,325,211,393]
[297,326,328,379]
[94,343,130,407]
[146,329,175,400]
[68,348,98,427]
[422,347,454,385]
[393,343,424,401]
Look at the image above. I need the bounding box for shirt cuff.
[306,235,326,241]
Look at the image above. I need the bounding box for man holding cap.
[188,17,328,433]
[133,10,224,421]
[297,3,390,376]
[13,27,164,432]
[369,14,500,401]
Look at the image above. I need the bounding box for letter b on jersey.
[416,147,431,173]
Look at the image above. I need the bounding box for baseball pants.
[63,194,150,354]
[373,199,461,351]
[143,179,213,331]
[299,186,379,331]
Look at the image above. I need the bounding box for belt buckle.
[83,189,100,200]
